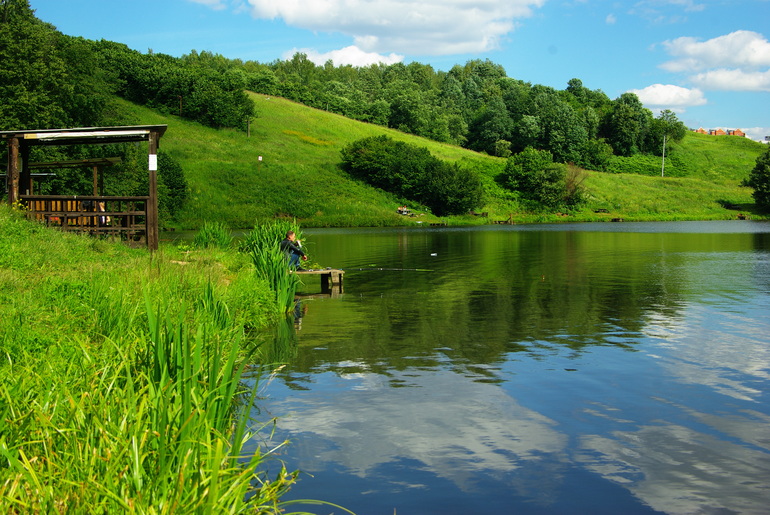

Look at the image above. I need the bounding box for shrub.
[240,221,302,312]
[501,147,586,209]
[193,221,233,249]
[747,145,770,210]
[340,135,482,216]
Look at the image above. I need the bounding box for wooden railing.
[20,195,148,242]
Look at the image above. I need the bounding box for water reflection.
[578,418,770,514]
[253,223,770,514]
[272,370,567,482]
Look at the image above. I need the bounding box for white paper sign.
[149,154,158,171]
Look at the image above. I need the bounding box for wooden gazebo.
[2,125,167,250]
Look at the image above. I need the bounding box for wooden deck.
[294,268,344,294]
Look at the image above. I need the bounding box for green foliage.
[89,40,254,130]
[193,220,233,249]
[6,0,760,226]
[0,0,114,130]
[602,93,654,157]
[340,135,483,216]
[583,138,615,172]
[422,161,485,216]
[157,151,189,218]
[240,220,302,312]
[105,88,765,227]
[2,1,756,190]
[747,145,770,210]
[502,147,585,209]
[0,206,307,512]
[502,147,554,190]
[7,4,763,226]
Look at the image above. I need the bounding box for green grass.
[576,172,757,221]
[0,205,314,513]
[115,94,768,228]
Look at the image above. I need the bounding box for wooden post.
[7,137,19,205]
[147,131,159,251]
[20,144,31,196]
[92,165,99,195]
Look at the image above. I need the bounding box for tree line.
[1,0,686,164]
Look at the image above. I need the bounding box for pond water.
[250,221,770,515]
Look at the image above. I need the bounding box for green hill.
[120,93,766,229]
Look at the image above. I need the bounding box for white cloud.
[283,45,404,67]
[690,68,770,92]
[242,0,546,55]
[741,127,770,143]
[661,31,770,73]
[657,30,770,94]
[605,13,617,24]
[629,83,707,113]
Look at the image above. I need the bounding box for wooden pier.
[294,268,344,294]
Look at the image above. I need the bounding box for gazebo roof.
[0,125,167,146]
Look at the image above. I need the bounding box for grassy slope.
[119,94,767,229]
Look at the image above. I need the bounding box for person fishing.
[280,230,308,270]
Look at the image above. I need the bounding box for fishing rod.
[340,267,433,272]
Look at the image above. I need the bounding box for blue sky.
[30,0,770,141]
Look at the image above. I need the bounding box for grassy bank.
[113,93,767,229]
[0,205,307,513]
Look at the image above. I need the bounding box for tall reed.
[0,207,326,513]
[193,220,233,249]
[0,265,299,512]
[241,221,303,313]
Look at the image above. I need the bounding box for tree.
[511,115,540,152]
[583,138,614,172]
[602,93,653,157]
[523,86,587,163]
[467,96,514,154]
[421,161,483,216]
[340,135,482,215]
[157,152,188,219]
[0,0,112,130]
[501,147,585,209]
[652,109,687,177]
[747,145,770,210]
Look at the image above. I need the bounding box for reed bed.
[192,220,234,249]
[241,221,303,313]
[0,207,320,513]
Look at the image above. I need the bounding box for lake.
[250,221,770,515]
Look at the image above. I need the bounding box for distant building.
[694,127,746,137]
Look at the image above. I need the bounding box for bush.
[153,151,189,222]
[340,135,482,216]
[747,146,770,210]
[501,147,585,209]
[193,221,233,249]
